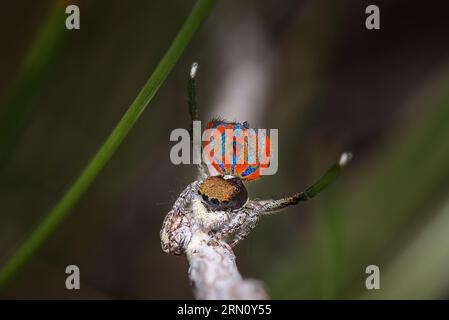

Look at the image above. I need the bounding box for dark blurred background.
[1,0,449,299]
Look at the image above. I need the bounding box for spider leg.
[188,62,199,130]
[161,180,201,255]
[188,62,208,179]
[228,209,260,247]
[173,180,201,214]
[209,206,262,247]
[249,152,353,215]
[212,209,249,241]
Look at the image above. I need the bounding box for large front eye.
[198,176,248,211]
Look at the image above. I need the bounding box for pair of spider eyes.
[197,176,248,211]
[201,193,230,206]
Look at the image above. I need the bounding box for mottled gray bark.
[186,228,268,299]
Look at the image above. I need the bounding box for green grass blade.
[0,1,66,168]
[0,0,216,290]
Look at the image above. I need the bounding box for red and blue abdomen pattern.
[203,119,270,181]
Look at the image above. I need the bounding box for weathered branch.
[186,227,268,299]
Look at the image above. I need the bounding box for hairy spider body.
[192,197,229,231]
[161,174,309,255]
[161,175,258,254]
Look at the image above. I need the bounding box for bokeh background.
[1,0,449,299]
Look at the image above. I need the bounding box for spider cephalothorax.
[197,175,248,211]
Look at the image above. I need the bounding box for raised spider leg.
[188,62,208,179]
[160,180,201,255]
[172,180,201,214]
[250,152,353,215]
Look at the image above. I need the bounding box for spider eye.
[198,176,248,211]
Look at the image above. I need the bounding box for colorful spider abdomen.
[203,119,271,181]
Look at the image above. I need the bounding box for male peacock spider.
[160,62,352,256]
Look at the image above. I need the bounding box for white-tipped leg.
[248,152,353,215]
[339,152,353,167]
[187,62,208,178]
[190,62,199,79]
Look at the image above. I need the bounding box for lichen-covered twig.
[186,226,268,299]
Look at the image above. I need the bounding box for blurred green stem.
[363,197,449,299]
[0,0,216,290]
[0,1,66,169]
